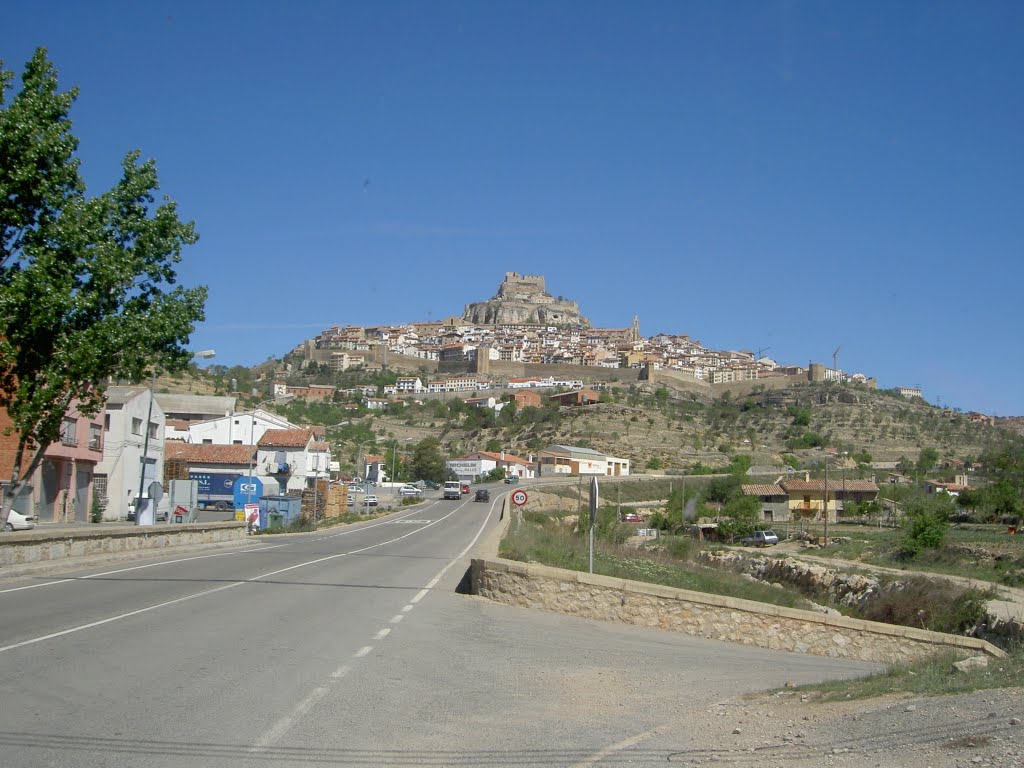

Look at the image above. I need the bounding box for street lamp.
[136,349,215,525]
[390,438,414,497]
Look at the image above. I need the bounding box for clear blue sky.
[3,2,1022,414]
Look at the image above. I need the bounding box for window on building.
[89,423,102,450]
[147,422,158,440]
[60,418,77,446]
[104,414,111,431]
[131,417,142,436]
[203,439,212,444]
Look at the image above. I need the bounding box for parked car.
[504,475,519,484]
[461,483,470,495]
[740,529,779,547]
[621,512,644,523]
[4,508,36,531]
[399,485,422,497]
[474,489,490,502]
[127,496,168,522]
[363,495,379,507]
[421,480,440,490]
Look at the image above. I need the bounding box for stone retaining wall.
[471,558,1005,664]
[0,522,248,568]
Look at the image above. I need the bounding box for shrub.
[857,577,992,635]
[90,494,104,524]
[899,496,953,559]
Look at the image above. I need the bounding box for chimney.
[805,471,810,481]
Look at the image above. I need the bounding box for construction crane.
[833,346,841,372]
[756,346,771,360]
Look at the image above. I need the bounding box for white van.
[443,481,462,500]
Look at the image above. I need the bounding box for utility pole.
[823,454,829,545]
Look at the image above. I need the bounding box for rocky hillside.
[367,380,1011,474]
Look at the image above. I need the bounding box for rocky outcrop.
[699,550,881,608]
[699,549,1023,646]
[463,272,589,327]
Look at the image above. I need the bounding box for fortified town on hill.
[296,273,883,396]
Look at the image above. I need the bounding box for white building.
[96,386,168,520]
[257,429,317,493]
[178,408,297,445]
[446,451,536,482]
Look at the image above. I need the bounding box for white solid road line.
[0,582,245,654]
[0,501,486,654]
[0,500,449,597]
[0,544,290,595]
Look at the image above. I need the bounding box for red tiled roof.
[310,440,330,451]
[741,484,785,496]
[781,479,879,493]
[163,442,255,465]
[258,429,313,448]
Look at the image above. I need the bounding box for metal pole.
[135,372,157,525]
[391,442,398,497]
[589,524,594,574]
[246,412,256,507]
[312,471,319,528]
[823,454,829,545]
[681,473,686,530]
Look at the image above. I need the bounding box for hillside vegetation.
[360,381,1004,476]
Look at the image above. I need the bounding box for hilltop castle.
[463,272,590,327]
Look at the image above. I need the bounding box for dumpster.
[259,495,303,528]
[267,511,285,530]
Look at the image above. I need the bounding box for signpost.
[511,489,528,507]
[589,476,599,574]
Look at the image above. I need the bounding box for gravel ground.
[666,686,1024,768]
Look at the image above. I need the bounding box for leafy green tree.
[715,496,761,542]
[788,406,812,427]
[645,457,663,471]
[0,49,206,513]
[408,437,447,483]
[727,454,752,476]
[899,495,954,559]
[916,447,939,475]
[896,456,915,476]
[704,475,740,505]
[978,443,1024,519]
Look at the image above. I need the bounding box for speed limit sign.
[511,489,528,507]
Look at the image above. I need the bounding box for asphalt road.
[0,490,881,767]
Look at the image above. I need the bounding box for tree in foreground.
[0,49,207,513]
